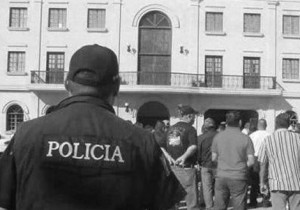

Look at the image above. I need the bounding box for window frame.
[282,58,300,80]
[6,105,24,132]
[8,7,29,30]
[205,55,223,88]
[87,8,107,32]
[7,51,26,75]
[205,12,225,36]
[48,8,68,31]
[46,52,65,84]
[282,15,300,38]
[243,13,263,37]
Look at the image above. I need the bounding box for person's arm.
[247,154,255,167]
[212,152,218,162]
[257,138,269,195]
[259,161,269,195]
[246,137,255,167]
[211,134,218,162]
[160,147,176,165]
[175,145,197,166]
[0,207,7,210]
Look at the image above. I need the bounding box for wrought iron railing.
[31,70,282,90]
[31,70,66,84]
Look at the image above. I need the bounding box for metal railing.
[31,70,66,84]
[31,70,281,90]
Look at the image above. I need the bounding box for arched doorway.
[137,101,170,128]
[204,109,258,130]
[138,11,172,85]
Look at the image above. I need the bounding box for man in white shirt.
[249,119,271,207]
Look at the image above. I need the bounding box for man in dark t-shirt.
[198,118,218,209]
[161,105,199,210]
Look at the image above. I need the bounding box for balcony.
[29,71,283,95]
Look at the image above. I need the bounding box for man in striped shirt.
[258,113,300,210]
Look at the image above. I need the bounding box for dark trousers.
[171,166,199,210]
[249,168,260,204]
[214,177,248,210]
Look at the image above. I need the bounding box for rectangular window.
[88,9,106,29]
[9,7,27,28]
[283,15,300,35]
[205,56,223,87]
[282,58,299,80]
[244,13,261,33]
[46,52,65,84]
[243,57,260,88]
[48,8,67,29]
[7,52,25,73]
[205,12,223,32]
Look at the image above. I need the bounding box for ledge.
[282,34,300,39]
[7,72,27,76]
[282,79,300,83]
[205,31,226,36]
[119,85,282,97]
[8,27,30,31]
[243,32,264,38]
[87,28,108,33]
[47,27,69,32]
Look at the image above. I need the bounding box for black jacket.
[0,95,185,210]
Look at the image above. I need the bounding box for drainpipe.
[274,1,279,88]
[196,0,201,76]
[116,0,123,117]
[37,0,44,118]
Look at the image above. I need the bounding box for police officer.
[0,44,185,210]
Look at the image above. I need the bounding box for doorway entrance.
[204,109,258,129]
[137,101,170,128]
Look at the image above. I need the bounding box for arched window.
[138,11,172,85]
[6,105,24,131]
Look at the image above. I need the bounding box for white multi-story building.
[1,0,300,137]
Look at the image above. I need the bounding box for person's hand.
[175,156,186,167]
[260,184,269,196]
[165,154,176,165]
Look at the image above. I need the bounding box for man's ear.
[64,79,70,92]
[112,76,120,96]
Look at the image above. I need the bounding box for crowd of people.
[140,108,300,210]
[0,45,299,210]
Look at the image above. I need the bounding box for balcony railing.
[31,71,282,90]
[31,70,66,84]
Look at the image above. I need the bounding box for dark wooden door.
[46,52,65,84]
[138,11,172,85]
[205,56,223,87]
[243,57,260,89]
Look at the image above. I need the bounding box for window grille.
[88,9,106,29]
[206,12,223,32]
[7,52,25,73]
[283,58,299,80]
[283,15,300,35]
[9,7,27,28]
[244,13,261,33]
[6,105,24,131]
[49,8,67,28]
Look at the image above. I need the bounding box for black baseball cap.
[67,44,119,87]
[179,105,199,116]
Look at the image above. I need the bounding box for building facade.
[1,0,300,138]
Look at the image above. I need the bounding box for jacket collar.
[51,95,115,114]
